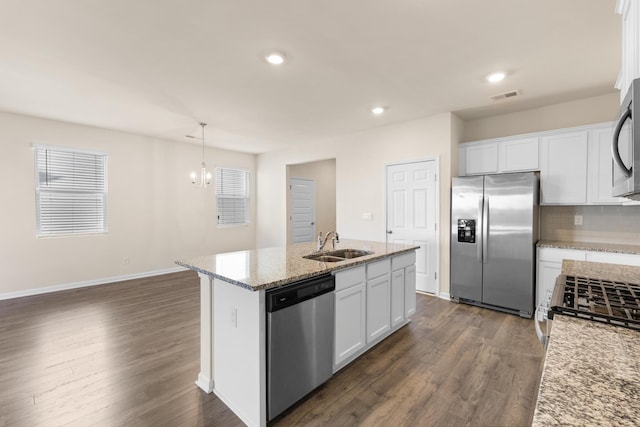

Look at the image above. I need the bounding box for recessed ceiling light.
[486,72,506,83]
[265,52,286,65]
[371,106,386,115]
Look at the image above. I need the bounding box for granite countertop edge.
[176,242,419,291]
[537,240,640,255]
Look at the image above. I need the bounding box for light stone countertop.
[532,315,640,426]
[176,239,419,291]
[532,259,640,426]
[537,240,640,255]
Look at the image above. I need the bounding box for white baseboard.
[438,291,451,300]
[195,374,214,394]
[0,266,186,301]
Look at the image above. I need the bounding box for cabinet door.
[390,269,405,328]
[334,283,366,366]
[465,143,498,175]
[499,137,539,172]
[366,275,391,344]
[586,251,640,266]
[404,265,416,317]
[540,131,588,204]
[588,127,624,205]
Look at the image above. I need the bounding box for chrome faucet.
[317,231,340,251]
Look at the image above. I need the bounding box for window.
[34,145,108,237]
[216,167,249,226]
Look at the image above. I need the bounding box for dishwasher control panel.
[266,274,335,312]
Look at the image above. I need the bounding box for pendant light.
[190,122,212,187]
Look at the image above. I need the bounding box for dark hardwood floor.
[0,272,544,426]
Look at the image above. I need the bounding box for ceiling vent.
[490,90,520,101]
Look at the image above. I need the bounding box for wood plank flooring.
[0,272,544,426]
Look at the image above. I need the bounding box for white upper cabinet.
[540,130,588,205]
[588,125,626,204]
[498,137,539,172]
[459,123,626,205]
[459,137,538,176]
[616,0,639,102]
[464,142,498,175]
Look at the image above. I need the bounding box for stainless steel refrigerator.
[450,172,539,318]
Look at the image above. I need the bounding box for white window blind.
[216,167,249,225]
[34,145,108,237]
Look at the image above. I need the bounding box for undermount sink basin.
[327,249,373,259]
[303,249,374,263]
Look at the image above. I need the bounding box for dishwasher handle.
[266,274,335,313]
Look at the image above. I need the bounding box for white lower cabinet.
[586,251,640,266]
[333,253,416,372]
[334,266,366,367]
[366,259,391,344]
[404,265,416,317]
[366,274,391,343]
[390,268,405,328]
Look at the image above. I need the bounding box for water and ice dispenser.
[457,219,476,243]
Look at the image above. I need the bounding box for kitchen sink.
[303,249,373,263]
[327,249,373,259]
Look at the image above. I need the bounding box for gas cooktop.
[549,275,640,331]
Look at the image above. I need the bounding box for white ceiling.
[0,0,621,153]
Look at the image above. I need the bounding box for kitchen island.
[532,260,640,426]
[176,239,419,427]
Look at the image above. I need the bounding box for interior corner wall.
[256,112,456,296]
[0,111,256,297]
[461,92,620,142]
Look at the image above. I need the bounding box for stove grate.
[551,276,640,331]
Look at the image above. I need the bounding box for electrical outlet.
[574,215,583,226]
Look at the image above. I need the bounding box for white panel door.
[290,178,316,243]
[386,161,438,294]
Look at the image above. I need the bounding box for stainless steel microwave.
[612,78,640,200]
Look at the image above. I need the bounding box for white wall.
[0,111,256,297]
[257,113,456,296]
[461,92,619,142]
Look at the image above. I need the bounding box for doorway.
[290,178,316,243]
[287,159,336,244]
[385,159,439,294]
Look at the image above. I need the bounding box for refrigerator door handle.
[482,196,489,264]
[477,198,483,263]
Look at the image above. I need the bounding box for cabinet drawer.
[586,251,640,266]
[334,266,366,292]
[537,248,586,263]
[392,251,416,270]
[366,259,390,279]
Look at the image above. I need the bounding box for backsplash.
[540,205,640,244]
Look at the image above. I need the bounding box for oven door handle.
[534,307,548,348]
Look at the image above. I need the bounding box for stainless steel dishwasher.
[266,274,335,421]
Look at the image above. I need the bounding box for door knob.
[387,230,393,234]
[311,222,315,225]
